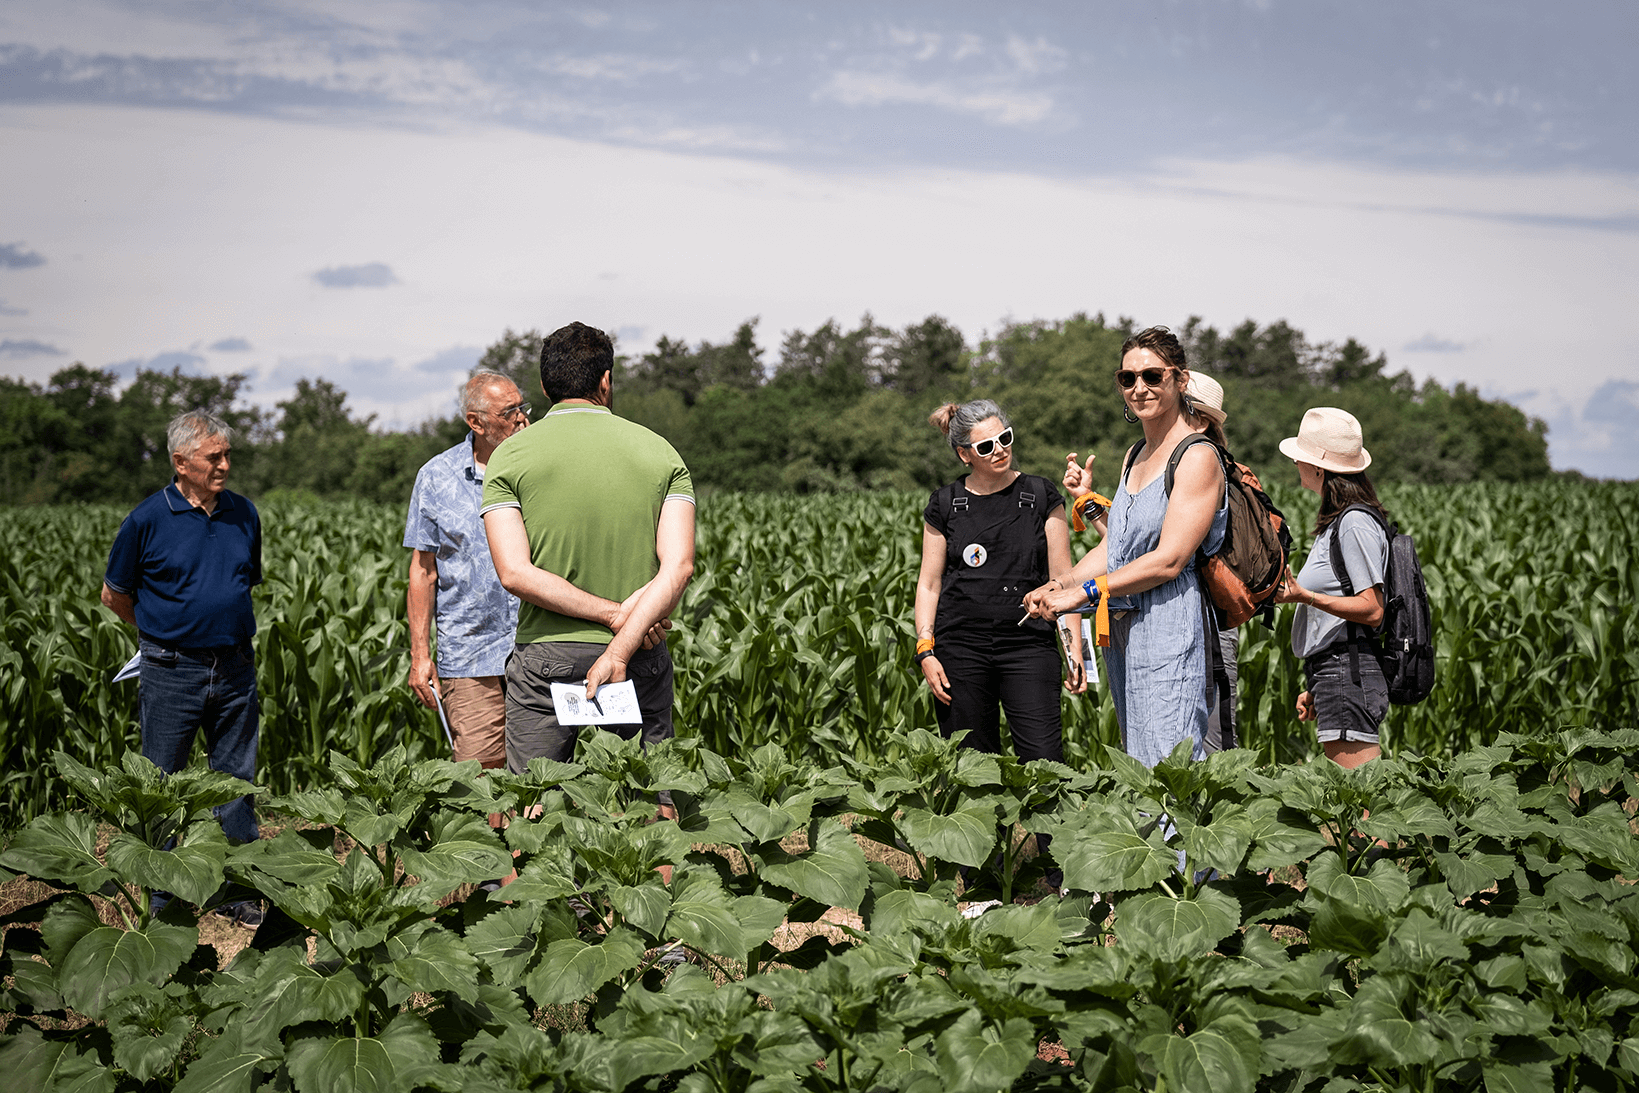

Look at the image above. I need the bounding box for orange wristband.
[915,638,935,655]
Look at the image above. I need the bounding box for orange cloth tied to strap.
[1071,492,1114,533]
[1093,575,1111,648]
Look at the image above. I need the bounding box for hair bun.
[928,403,959,436]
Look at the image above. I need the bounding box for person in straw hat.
[1272,407,1392,767]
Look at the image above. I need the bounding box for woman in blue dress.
[1024,326,1226,767]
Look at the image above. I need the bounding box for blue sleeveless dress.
[1102,466,1227,767]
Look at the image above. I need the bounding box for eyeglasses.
[963,427,1014,457]
[492,401,532,421]
[1114,367,1174,389]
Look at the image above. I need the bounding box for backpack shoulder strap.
[1163,434,1224,496]
[1325,502,1391,686]
[1119,441,1145,488]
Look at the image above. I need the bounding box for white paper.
[112,652,141,683]
[431,686,455,749]
[1081,618,1099,686]
[549,679,642,725]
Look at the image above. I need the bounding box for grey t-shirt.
[1291,509,1389,658]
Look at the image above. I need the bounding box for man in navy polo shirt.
[102,410,263,921]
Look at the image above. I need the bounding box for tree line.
[0,312,1555,507]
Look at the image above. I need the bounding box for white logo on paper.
[963,544,988,567]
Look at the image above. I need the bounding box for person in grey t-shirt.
[1272,408,1392,769]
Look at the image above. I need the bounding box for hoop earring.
[1123,405,1139,424]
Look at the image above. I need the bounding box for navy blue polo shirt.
[104,482,262,648]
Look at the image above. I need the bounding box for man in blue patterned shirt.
[403,372,528,772]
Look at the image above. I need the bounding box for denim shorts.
[1304,645,1386,745]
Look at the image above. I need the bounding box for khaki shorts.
[438,675,507,768]
[504,640,675,774]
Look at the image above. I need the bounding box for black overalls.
[922,473,1064,763]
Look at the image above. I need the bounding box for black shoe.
[213,900,264,927]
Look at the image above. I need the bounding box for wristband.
[913,649,936,665]
[1082,579,1101,609]
[915,637,935,655]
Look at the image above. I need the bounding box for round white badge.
[963,543,988,568]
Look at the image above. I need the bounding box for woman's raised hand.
[1271,566,1307,605]
[1063,452,1095,498]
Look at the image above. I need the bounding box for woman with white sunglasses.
[914,399,1084,801]
[1024,327,1227,767]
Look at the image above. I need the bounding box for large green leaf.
[0,1023,114,1093]
[105,824,228,907]
[500,853,581,904]
[0,813,116,894]
[866,889,959,936]
[1182,815,1255,877]
[395,814,512,896]
[933,1010,1037,1093]
[57,923,196,1020]
[1118,888,1241,962]
[1328,975,1443,1066]
[732,894,788,951]
[386,924,481,1003]
[172,1029,281,1093]
[463,904,547,985]
[899,805,997,869]
[284,1014,443,1093]
[525,927,646,1006]
[106,982,192,1081]
[227,828,340,887]
[757,820,869,911]
[1147,1013,1260,1093]
[611,884,673,939]
[665,869,748,958]
[1058,828,1177,893]
[41,896,105,968]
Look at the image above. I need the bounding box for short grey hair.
[167,410,233,458]
[934,399,1010,457]
[462,371,517,416]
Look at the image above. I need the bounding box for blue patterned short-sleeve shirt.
[403,434,520,678]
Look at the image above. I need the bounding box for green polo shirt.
[480,403,694,645]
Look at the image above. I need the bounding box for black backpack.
[1328,504,1436,705]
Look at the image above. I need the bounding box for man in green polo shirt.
[480,322,696,782]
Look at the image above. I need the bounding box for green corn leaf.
[56,922,195,1021]
[526,927,646,1006]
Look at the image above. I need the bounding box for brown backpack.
[1124,435,1293,628]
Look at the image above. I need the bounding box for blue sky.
[1,1,1636,475]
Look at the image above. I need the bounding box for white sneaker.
[960,899,1003,920]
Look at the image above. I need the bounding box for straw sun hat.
[1183,371,1226,425]
[1279,407,1372,473]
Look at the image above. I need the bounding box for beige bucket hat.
[1184,371,1226,424]
[1279,407,1372,473]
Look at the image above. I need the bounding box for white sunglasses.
[964,427,1014,457]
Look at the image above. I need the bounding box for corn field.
[2,482,1636,830]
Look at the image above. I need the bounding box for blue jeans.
[139,637,260,843]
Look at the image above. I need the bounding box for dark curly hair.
[539,322,614,404]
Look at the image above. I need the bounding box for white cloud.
[816,71,1054,126]
[1004,36,1066,75]
[1403,334,1466,353]
[3,102,1636,475]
